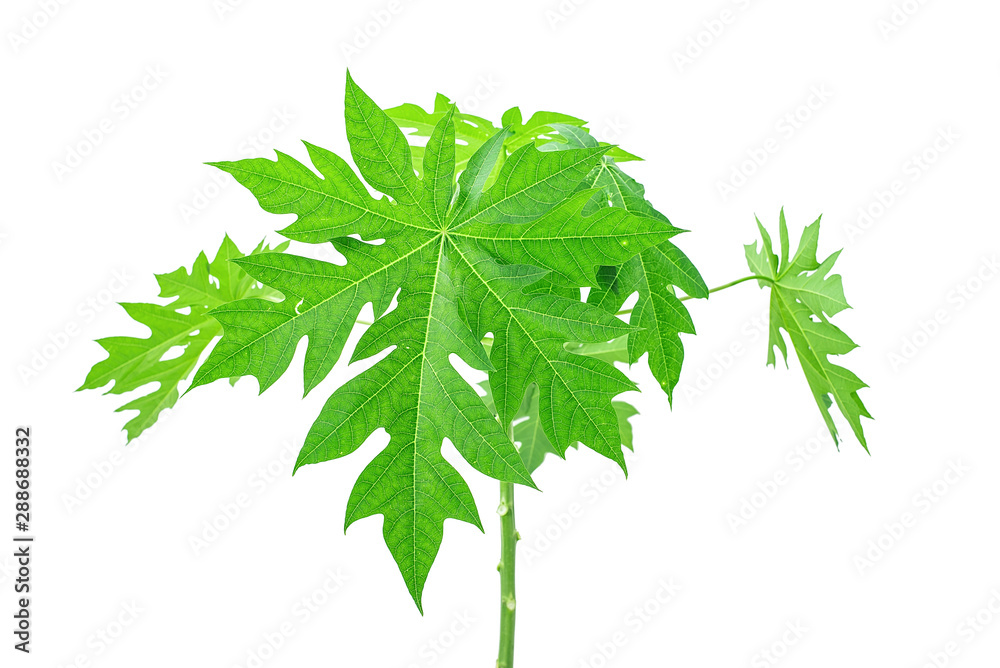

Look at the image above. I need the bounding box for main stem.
[496,474,518,666]
[487,274,768,665]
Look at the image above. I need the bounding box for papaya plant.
[80,71,871,666]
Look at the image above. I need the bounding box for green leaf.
[500,107,587,152]
[385,94,501,179]
[501,110,640,162]
[207,141,430,244]
[576,158,709,398]
[189,239,400,397]
[454,187,682,286]
[745,210,872,450]
[189,73,664,611]
[537,122,642,163]
[476,356,638,476]
[78,236,286,441]
[452,125,512,221]
[386,96,641,183]
[454,246,637,470]
[564,336,629,365]
[421,105,456,223]
[453,144,612,227]
[476,305,637,475]
[512,385,638,474]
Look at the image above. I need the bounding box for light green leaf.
[745,210,872,450]
[387,97,641,183]
[386,94,500,178]
[78,236,285,441]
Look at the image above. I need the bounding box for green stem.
[496,466,518,667]
[679,274,773,302]
[610,275,773,318]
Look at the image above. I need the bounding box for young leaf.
[745,210,872,450]
[499,107,640,162]
[78,236,286,441]
[386,94,501,179]
[189,72,671,611]
[386,96,640,181]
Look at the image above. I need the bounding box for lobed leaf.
[78,236,286,440]
[571,155,709,399]
[745,210,872,450]
[185,73,670,610]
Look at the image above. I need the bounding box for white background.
[2,1,999,666]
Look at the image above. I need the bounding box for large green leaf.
[745,210,872,450]
[78,236,286,440]
[187,71,673,610]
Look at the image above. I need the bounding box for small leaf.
[78,237,284,441]
[745,211,872,450]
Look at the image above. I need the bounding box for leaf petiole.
[678,274,774,301]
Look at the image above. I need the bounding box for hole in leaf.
[382,288,402,317]
[346,234,385,246]
[160,345,186,362]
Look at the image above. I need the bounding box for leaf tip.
[520,474,541,492]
